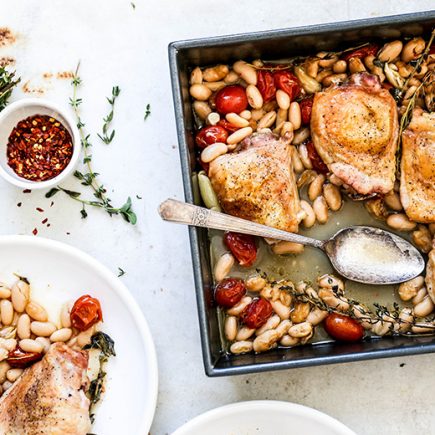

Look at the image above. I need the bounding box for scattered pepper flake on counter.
[32,228,37,236]
[22,189,31,193]
[36,207,44,212]
[7,114,73,181]
[0,28,15,47]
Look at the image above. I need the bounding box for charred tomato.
[257,70,276,103]
[195,125,229,149]
[214,278,246,308]
[7,347,43,368]
[241,298,273,329]
[70,295,103,332]
[324,313,364,342]
[306,140,329,174]
[273,70,301,100]
[223,232,257,267]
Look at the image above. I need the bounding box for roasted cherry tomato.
[214,278,246,308]
[215,85,248,115]
[70,295,103,332]
[241,298,273,329]
[341,43,379,62]
[217,119,240,133]
[273,70,301,100]
[299,97,313,125]
[7,347,43,368]
[306,140,329,174]
[195,125,229,149]
[257,70,276,103]
[430,45,435,55]
[324,313,364,342]
[223,232,257,267]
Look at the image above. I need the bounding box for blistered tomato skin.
[195,125,229,149]
[273,71,301,100]
[306,140,329,174]
[215,85,248,115]
[241,298,273,329]
[341,44,379,61]
[300,97,313,125]
[223,232,257,267]
[214,278,246,308]
[7,347,43,368]
[70,295,103,332]
[257,70,276,103]
[217,119,239,133]
[324,313,364,342]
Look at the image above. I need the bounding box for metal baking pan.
[168,11,435,376]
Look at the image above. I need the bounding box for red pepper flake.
[32,228,38,236]
[36,207,44,213]
[42,218,48,224]
[17,202,22,207]
[23,189,31,193]
[7,114,73,182]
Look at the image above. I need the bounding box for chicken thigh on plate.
[209,131,302,232]
[311,73,399,195]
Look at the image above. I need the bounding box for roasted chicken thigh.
[400,108,435,223]
[311,73,399,195]
[0,343,91,435]
[209,131,302,232]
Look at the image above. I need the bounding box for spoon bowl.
[159,199,425,285]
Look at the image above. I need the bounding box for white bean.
[412,287,427,306]
[190,66,203,85]
[289,102,301,130]
[226,112,250,128]
[214,253,235,282]
[25,301,48,322]
[19,339,44,353]
[313,196,328,224]
[293,128,310,145]
[226,127,253,145]
[414,295,434,318]
[300,200,316,228]
[378,40,403,62]
[2,381,13,391]
[0,339,16,352]
[50,328,73,343]
[348,57,366,74]
[227,296,252,316]
[203,64,229,82]
[386,213,416,231]
[11,281,29,313]
[35,337,51,353]
[200,143,227,163]
[276,89,290,110]
[257,111,277,130]
[0,362,10,384]
[0,300,13,326]
[77,325,96,348]
[17,314,31,339]
[6,368,22,383]
[245,275,266,292]
[308,174,326,201]
[318,274,345,292]
[306,308,328,326]
[230,340,253,354]
[246,85,263,109]
[224,316,238,341]
[275,319,292,338]
[61,302,72,328]
[323,183,342,211]
[253,329,279,352]
[0,284,11,299]
[206,112,220,126]
[189,84,212,101]
[270,300,291,320]
[402,37,425,63]
[318,288,349,311]
[256,315,281,336]
[233,61,257,85]
[251,108,265,121]
[239,110,252,120]
[224,71,239,84]
[193,101,212,120]
[288,322,313,338]
[272,241,304,255]
[333,60,347,73]
[30,321,56,337]
[384,190,402,211]
[280,335,299,346]
[236,326,255,341]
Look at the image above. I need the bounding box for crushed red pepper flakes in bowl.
[6,114,73,182]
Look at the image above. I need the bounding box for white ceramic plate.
[0,235,158,435]
[172,400,356,435]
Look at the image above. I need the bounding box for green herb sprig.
[98,86,120,145]
[0,67,20,111]
[46,64,137,225]
[144,103,151,121]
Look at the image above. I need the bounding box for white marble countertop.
[1,2,435,434]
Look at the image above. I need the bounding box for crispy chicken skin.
[0,343,91,435]
[400,108,435,223]
[311,73,399,195]
[209,131,302,232]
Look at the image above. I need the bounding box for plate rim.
[172,400,357,435]
[0,234,159,434]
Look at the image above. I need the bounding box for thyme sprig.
[144,103,151,121]
[98,86,120,144]
[0,67,20,111]
[46,64,137,225]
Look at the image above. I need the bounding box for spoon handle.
[159,199,324,249]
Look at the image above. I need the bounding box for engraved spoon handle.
[159,199,324,249]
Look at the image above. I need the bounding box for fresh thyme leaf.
[136,194,142,199]
[117,267,126,277]
[80,206,88,219]
[87,370,106,406]
[13,273,29,284]
[84,332,116,358]
[45,188,60,198]
[144,103,151,121]
[98,86,120,145]
[61,188,81,198]
[0,67,20,111]
[131,1,136,9]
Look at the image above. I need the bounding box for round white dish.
[0,235,158,435]
[0,98,81,189]
[172,400,356,435]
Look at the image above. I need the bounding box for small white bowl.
[0,98,81,189]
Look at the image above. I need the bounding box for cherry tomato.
[306,140,329,174]
[70,295,103,332]
[214,278,246,308]
[341,43,379,62]
[324,313,364,342]
[195,125,228,149]
[217,119,240,133]
[241,298,273,329]
[223,232,257,267]
[299,97,313,125]
[382,82,393,91]
[257,70,276,103]
[215,85,248,115]
[273,70,301,100]
[430,45,435,55]
[7,347,43,368]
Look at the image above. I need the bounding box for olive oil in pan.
[210,197,409,350]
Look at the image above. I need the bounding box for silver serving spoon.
[159,199,425,285]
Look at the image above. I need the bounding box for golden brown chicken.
[311,73,399,195]
[0,343,91,435]
[400,108,435,223]
[426,246,435,304]
[209,131,302,232]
